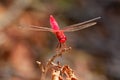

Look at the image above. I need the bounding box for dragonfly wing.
[62,22,97,32]
[19,24,53,32]
[61,17,101,32]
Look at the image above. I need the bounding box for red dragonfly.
[20,15,100,51]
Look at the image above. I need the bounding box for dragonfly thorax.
[55,31,67,43]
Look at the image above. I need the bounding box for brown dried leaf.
[52,70,63,80]
[62,66,77,80]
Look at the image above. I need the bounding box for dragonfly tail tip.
[50,15,53,18]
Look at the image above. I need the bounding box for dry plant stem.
[40,69,47,80]
[40,46,70,80]
[37,42,71,80]
[36,61,46,80]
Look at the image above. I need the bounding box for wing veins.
[62,22,97,32]
[61,17,101,32]
[19,24,53,32]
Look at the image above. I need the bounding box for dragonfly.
[20,15,100,51]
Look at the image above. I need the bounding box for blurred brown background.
[0,0,120,80]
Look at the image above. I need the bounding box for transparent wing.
[61,17,101,32]
[19,24,53,32]
[61,22,97,32]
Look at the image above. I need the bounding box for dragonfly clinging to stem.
[20,15,101,52]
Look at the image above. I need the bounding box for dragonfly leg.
[56,43,61,52]
[60,43,72,52]
[56,43,71,53]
